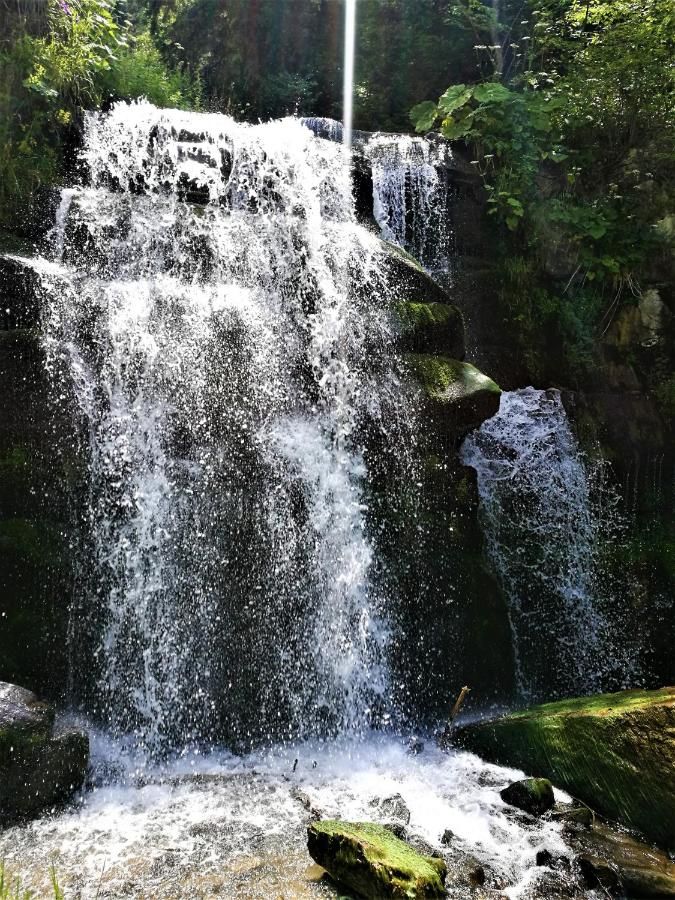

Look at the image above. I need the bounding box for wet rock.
[574,821,675,897]
[453,687,675,847]
[547,804,594,833]
[397,300,465,359]
[0,255,42,329]
[500,778,555,816]
[407,354,501,437]
[440,829,454,845]
[407,736,424,756]
[370,792,411,826]
[307,820,447,898]
[380,240,466,359]
[0,681,89,820]
[290,786,323,820]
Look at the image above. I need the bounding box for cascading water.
[461,387,637,700]
[365,134,452,272]
[300,118,453,272]
[37,100,414,750]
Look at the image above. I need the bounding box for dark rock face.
[0,255,42,329]
[307,820,447,899]
[574,822,675,897]
[500,778,555,816]
[0,328,81,698]
[0,681,89,820]
[454,688,675,848]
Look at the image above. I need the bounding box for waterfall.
[365,134,452,272]
[300,119,453,272]
[37,101,413,750]
[461,388,636,700]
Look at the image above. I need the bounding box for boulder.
[575,821,675,897]
[500,778,555,816]
[371,793,411,826]
[380,241,466,360]
[0,681,89,821]
[396,300,465,358]
[307,820,447,899]
[407,354,501,437]
[453,687,675,848]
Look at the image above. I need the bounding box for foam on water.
[0,730,574,899]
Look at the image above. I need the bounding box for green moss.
[455,688,675,848]
[308,820,446,898]
[407,354,501,402]
[397,301,456,330]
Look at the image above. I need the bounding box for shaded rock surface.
[407,354,501,438]
[500,778,555,817]
[454,687,675,847]
[574,822,675,897]
[307,820,447,898]
[0,681,89,820]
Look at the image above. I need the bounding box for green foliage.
[0,862,64,900]
[0,0,200,228]
[412,0,674,380]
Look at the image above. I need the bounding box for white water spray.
[461,388,635,699]
[37,101,414,749]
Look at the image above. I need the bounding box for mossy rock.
[454,687,675,848]
[379,241,466,358]
[307,820,447,898]
[396,301,464,359]
[500,778,554,816]
[407,354,501,437]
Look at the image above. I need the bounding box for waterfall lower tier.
[36,101,416,751]
[461,388,638,701]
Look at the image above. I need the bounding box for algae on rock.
[307,820,447,898]
[407,353,501,438]
[454,687,675,848]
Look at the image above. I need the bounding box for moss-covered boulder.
[454,687,675,848]
[307,820,447,898]
[0,681,89,821]
[408,354,501,438]
[396,301,465,359]
[500,778,554,816]
[380,241,466,360]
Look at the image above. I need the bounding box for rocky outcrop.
[396,301,465,359]
[307,820,447,898]
[0,327,79,698]
[0,681,89,820]
[407,354,501,438]
[454,687,675,847]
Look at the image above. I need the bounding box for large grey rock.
[0,681,89,820]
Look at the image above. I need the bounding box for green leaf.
[437,84,473,114]
[440,115,474,140]
[473,82,512,104]
[410,100,438,133]
[506,215,520,230]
